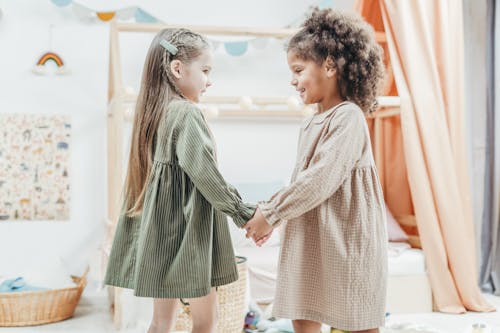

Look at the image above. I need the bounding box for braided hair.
[158,28,209,97]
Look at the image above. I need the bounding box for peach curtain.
[379,0,494,313]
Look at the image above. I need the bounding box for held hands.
[244,207,273,247]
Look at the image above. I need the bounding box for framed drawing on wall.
[0,114,71,221]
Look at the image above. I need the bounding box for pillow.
[228,181,285,248]
[23,257,76,289]
[386,205,409,242]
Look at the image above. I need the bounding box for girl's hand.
[244,208,273,243]
[255,229,273,247]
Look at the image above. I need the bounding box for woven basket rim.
[235,255,247,264]
[0,270,88,327]
[0,270,88,298]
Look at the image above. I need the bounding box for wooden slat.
[116,22,387,43]
[107,21,126,331]
[120,94,400,107]
[373,117,383,169]
[115,94,400,120]
[108,21,124,101]
[107,21,125,232]
[106,99,124,332]
[201,96,289,105]
[116,22,297,38]
[369,107,401,119]
[205,109,307,118]
[375,31,387,43]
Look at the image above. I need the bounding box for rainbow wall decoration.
[37,52,64,67]
[33,52,69,75]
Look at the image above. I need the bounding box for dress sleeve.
[176,105,256,227]
[259,107,366,226]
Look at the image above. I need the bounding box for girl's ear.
[170,60,182,79]
[324,56,336,78]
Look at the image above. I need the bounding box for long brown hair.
[124,28,209,216]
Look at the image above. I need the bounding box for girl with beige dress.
[244,8,388,333]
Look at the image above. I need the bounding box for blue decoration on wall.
[224,41,248,56]
[319,0,334,9]
[51,0,73,7]
[135,8,157,23]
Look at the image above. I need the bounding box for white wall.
[0,1,110,281]
[0,0,355,286]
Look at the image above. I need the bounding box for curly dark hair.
[288,8,385,113]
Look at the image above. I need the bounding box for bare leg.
[292,319,322,333]
[186,288,218,333]
[147,298,180,333]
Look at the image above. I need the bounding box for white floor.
[387,293,500,333]
[0,289,499,333]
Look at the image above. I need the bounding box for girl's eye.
[294,69,302,73]
[203,69,210,74]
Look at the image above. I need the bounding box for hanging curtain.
[479,0,500,296]
[380,0,495,312]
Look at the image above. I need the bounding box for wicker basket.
[175,256,247,333]
[0,270,88,327]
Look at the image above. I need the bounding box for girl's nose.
[207,80,212,87]
[290,78,298,86]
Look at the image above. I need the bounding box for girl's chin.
[301,96,314,105]
[301,95,320,105]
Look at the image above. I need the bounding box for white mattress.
[386,243,432,313]
[388,247,427,276]
[235,242,428,304]
[235,246,280,303]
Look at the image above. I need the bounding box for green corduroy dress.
[104,99,256,298]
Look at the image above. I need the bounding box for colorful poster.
[0,115,71,221]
